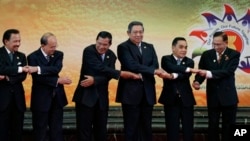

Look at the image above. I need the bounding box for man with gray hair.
[27,32,72,141]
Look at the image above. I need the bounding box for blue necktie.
[177,59,181,65]
[101,54,105,61]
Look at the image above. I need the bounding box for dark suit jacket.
[0,46,27,112]
[27,48,67,112]
[73,44,120,110]
[194,47,240,107]
[116,39,159,105]
[158,55,196,106]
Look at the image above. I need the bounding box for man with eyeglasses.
[193,31,241,141]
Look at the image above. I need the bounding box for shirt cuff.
[37,66,41,74]
[18,67,22,73]
[206,71,213,78]
[172,73,178,79]
[185,67,190,72]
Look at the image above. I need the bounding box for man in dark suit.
[73,31,139,141]
[116,21,164,141]
[193,31,240,141]
[0,29,28,141]
[27,32,72,141]
[158,37,199,141]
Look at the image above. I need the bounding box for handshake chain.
[22,66,72,85]
[155,68,207,79]
[22,66,39,74]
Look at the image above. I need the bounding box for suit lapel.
[220,48,229,64]
[37,48,50,64]
[128,40,141,59]
[140,42,148,64]
[170,55,177,64]
[0,47,12,65]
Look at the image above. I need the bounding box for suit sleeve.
[1,53,27,84]
[40,53,63,75]
[117,43,158,74]
[161,56,193,80]
[83,48,120,79]
[8,54,27,84]
[27,52,62,87]
[194,53,207,84]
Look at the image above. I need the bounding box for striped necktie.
[218,53,222,63]
[46,55,50,62]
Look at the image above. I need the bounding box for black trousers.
[164,97,194,141]
[32,98,64,141]
[0,96,24,141]
[75,101,108,141]
[207,104,237,141]
[122,94,153,141]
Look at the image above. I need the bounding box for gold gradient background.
[0,0,249,107]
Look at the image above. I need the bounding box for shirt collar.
[173,55,182,61]
[40,47,49,57]
[217,48,226,56]
[4,46,12,54]
[138,42,142,47]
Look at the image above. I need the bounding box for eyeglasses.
[212,43,223,47]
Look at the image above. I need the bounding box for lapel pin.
[144,46,146,48]
[213,59,216,62]
[17,56,19,59]
[182,62,185,65]
[107,56,109,59]
[224,55,229,61]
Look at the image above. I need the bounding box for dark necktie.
[138,46,142,54]
[46,55,50,62]
[9,52,13,62]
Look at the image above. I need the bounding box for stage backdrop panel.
[0,0,249,107]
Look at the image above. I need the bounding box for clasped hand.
[22,66,38,73]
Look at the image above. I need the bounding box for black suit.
[27,48,67,141]
[194,47,240,141]
[158,55,196,141]
[0,46,27,141]
[73,45,120,141]
[116,39,158,141]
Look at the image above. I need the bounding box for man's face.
[212,36,227,54]
[172,40,187,58]
[128,25,144,45]
[42,36,57,56]
[4,33,21,52]
[96,37,111,54]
